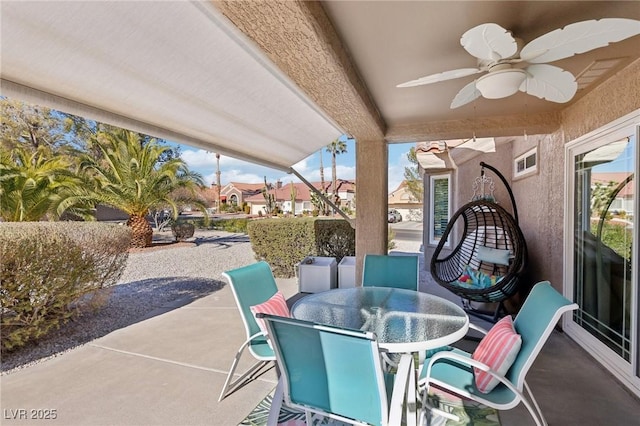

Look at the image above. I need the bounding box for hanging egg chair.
[430,162,528,322]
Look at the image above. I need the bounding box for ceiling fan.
[397,19,640,109]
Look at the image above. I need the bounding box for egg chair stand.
[430,162,528,323]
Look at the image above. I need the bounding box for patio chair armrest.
[248,331,268,341]
[389,353,417,425]
[424,350,496,381]
[234,331,268,353]
[422,351,523,398]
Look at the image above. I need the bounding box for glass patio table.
[291,286,469,354]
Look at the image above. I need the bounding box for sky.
[175,135,416,193]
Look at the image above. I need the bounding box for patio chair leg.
[218,351,272,402]
[523,381,548,426]
[267,380,284,426]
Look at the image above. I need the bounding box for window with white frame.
[429,174,451,246]
[514,147,538,178]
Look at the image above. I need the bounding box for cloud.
[182,148,289,186]
[180,149,216,169]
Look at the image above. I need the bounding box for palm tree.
[318,149,329,216]
[0,145,91,221]
[80,130,207,248]
[326,138,347,210]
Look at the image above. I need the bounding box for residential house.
[219,182,264,208]
[244,179,355,216]
[388,180,422,221]
[244,181,313,215]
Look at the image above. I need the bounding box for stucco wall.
[517,58,640,293]
[510,134,559,292]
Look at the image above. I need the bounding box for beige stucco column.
[355,138,388,285]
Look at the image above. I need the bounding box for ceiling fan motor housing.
[476,68,527,99]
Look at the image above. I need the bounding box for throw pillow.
[456,265,503,289]
[250,291,291,335]
[476,246,511,266]
[472,315,522,393]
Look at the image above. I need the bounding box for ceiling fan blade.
[521,18,640,64]
[461,23,518,61]
[520,64,577,103]
[396,68,482,87]
[450,81,481,109]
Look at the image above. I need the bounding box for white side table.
[297,256,337,293]
[338,256,356,288]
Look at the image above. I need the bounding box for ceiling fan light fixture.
[476,69,527,99]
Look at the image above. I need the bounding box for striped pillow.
[250,291,291,334]
[472,315,522,393]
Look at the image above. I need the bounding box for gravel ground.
[1,230,255,375]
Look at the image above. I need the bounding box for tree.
[591,181,618,219]
[0,145,92,221]
[319,149,325,191]
[80,129,207,248]
[403,147,423,202]
[1,98,67,153]
[262,176,276,215]
[326,138,347,213]
[289,181,297,216]
[60,112,181,163]
[317,149,330,216]
[1,97,181,162]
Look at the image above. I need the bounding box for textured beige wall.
[518,58,640,293]
[562,58,640,142]
[510,134,559,292]
[355,138,388,284]
[387,111,561,143]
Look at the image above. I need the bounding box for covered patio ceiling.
[2,1,640,165]
[322,0,640,142]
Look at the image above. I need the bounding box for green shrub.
[171,222,195,241]
[591,221,633,259]
[247,218,355,278]
[0,222,131,352]
[388,226,396,250]
[181,217,249,233]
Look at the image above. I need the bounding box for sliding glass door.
[565,113,639,396]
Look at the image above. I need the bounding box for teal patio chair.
[218,261,278,402]
[418,281,579,426]
[362,254,419,290]
[260,314,420,426]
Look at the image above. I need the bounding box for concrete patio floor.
[2,256,639,425]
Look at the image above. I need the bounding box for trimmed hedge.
[0,222,131,352]
[247,218,355,278]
